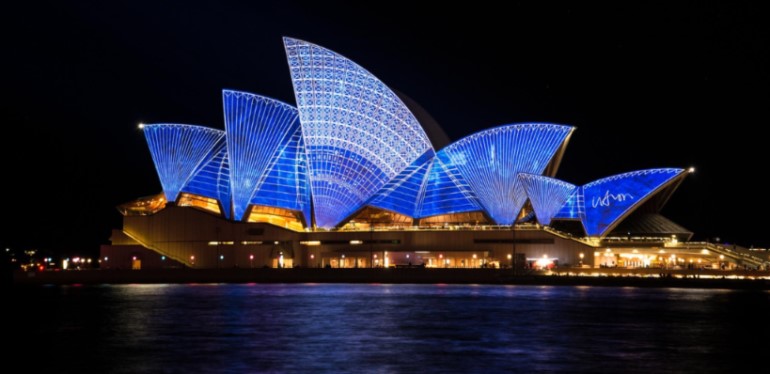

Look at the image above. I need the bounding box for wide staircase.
[696,242,768,269]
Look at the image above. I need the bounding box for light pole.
[215,227,221,269]
[511,223,517,275]
[249,254,254,268]
[370,216,374,268]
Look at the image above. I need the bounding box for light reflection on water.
[12,284,770,373]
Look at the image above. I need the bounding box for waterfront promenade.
[12,267,770,289]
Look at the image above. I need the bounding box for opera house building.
[101,38,764,271]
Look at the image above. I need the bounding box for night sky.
[4,1,768,255]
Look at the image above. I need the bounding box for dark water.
[10,284,770,373]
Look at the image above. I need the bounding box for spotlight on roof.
[688,167,695,173]
[138,123,145,130]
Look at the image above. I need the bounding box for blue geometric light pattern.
[306,149,389,228]
[180,138,232,219]
[553,188,585,221]
[223,90,300,220]
[143,124,224,202]
[519,173,576,225]
[249,121,312,225]
[581,168,685,236]
[441,124,574,225]
[417,152,483,218]
[368,150,434,217]
[284,37,434,228]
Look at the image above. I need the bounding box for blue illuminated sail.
[368,150,434,217]
[143,124,224,202]
[519,173,576,225]
[553,188,585,221]
[417,152,483,218]
[223,90,300,221]
[284,37,434,228]
[440,124,574,224]
[131,37,695,239]
[180,139,232,219]
[248,121,312,226]
[580,168,685,236]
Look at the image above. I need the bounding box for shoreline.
[11,268,770,290]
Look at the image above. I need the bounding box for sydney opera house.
[102,38,764,271]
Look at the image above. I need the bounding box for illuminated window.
[117,193,167,216]
[419,212,490,227]
[246,205,306,232]
[341,207,413,230]
[177,193,222,215]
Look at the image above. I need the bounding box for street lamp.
[511,222,517,275]
[579,252,584,267]
[370,215,374,268]
[249,254,254,268]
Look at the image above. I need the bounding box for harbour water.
[11,284,770,373]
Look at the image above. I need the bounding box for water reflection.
[12,284,770,373]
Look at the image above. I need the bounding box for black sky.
[3,1,768,255]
